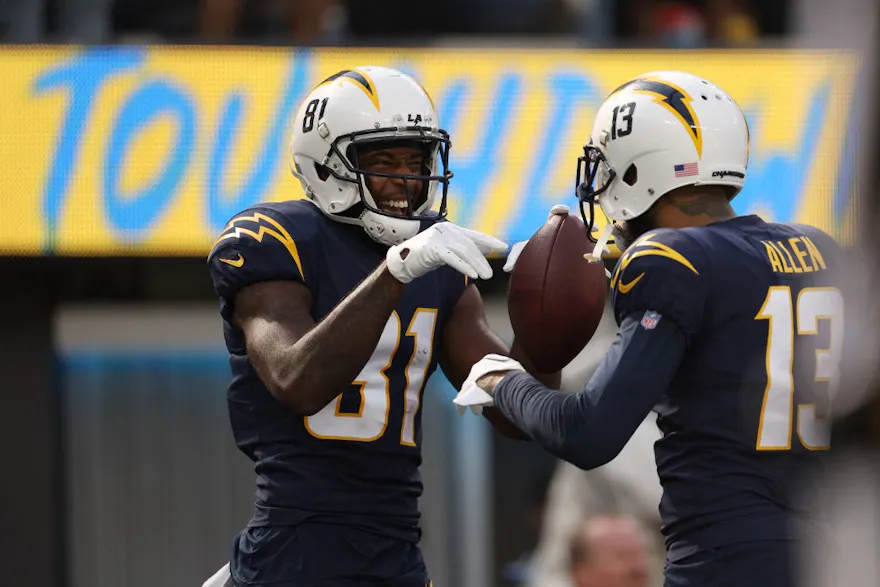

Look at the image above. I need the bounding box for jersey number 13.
[755,286,843,451]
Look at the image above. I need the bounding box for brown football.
[507,211,608,373]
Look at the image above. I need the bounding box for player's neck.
[656,190,736,229]
[661,211,736,230]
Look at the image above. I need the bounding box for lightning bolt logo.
[317,68,381,112]
[610,233,699,294]
[211,212,304,278]
[610,78,703,158]
[413,79,435,112]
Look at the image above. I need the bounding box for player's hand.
[453,353,525,415]
[503,241,528,273]
[502,205,571,273]
[387,222,508,284]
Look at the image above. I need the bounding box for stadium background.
[1,0,878,586]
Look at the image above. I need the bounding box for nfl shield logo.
[640,311,662,330]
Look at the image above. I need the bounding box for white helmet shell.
[289,66,451,246]
[585,70,750,222]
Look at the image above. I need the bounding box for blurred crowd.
[0,0,788,47]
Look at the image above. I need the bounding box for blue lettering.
[104,80,196,234]
[506,73,599,242]
[438,74,522,228]
[33,48,143,251]
[735,83,831,223]
[206,53,311,231]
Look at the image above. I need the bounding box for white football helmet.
[289,66,452,246]
[576,70,750,240]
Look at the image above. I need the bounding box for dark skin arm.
[439,284,562,440]
[233,262,404,415]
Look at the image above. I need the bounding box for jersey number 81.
[304,309,438,446]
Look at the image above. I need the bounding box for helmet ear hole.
[623,164,638,186]
[314,162,331,181]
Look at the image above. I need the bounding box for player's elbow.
[482,408,532,441]
[269,384,326,416]
[296,402,325,417]
[287,395,326,416]
[269,388,324,417]
[559,449,614,471]
[262,368,326,416]
[554,436,622,471]
[574,452,616,471]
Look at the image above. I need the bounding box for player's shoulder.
[766,221,843,267]
[207,200,327,295]
[209,200,325,257]
[612,227,707,285]
[777,222,840,248]
[610,228,709,333]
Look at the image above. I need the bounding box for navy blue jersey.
[207,200,467,543]
[609,215,843,557]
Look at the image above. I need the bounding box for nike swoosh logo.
[219,254,244,268]
[617,272,645,294]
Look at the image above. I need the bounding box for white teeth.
[381,200,408,209]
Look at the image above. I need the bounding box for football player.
[204,66,560,587]
[455,70,845,587]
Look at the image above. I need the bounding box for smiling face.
[357,145,429,216]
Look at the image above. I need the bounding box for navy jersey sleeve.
[207,206,312,320]
[493,310,686,469]
[610,228,709,340]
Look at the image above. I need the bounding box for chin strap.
[585,224,614,278]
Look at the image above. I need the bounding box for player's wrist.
[385,244,416,284]
[476,371,515,396]
[379,259,411,286]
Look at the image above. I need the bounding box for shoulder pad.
[209,202,319,266]
[610,228,707,337]
[784,223,841,252]
[777,222,846,282]
[207,203,317,315]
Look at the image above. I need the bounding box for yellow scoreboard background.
[0,46,859,256]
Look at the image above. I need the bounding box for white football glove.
[453,353,525,415]
[387,223,508,284]
[503,204,571,273]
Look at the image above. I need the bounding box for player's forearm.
[280,263,404,415]
[494,313,685,469]
[510,338,561,389]
[493,373,606,466]
[479,340,560,441]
